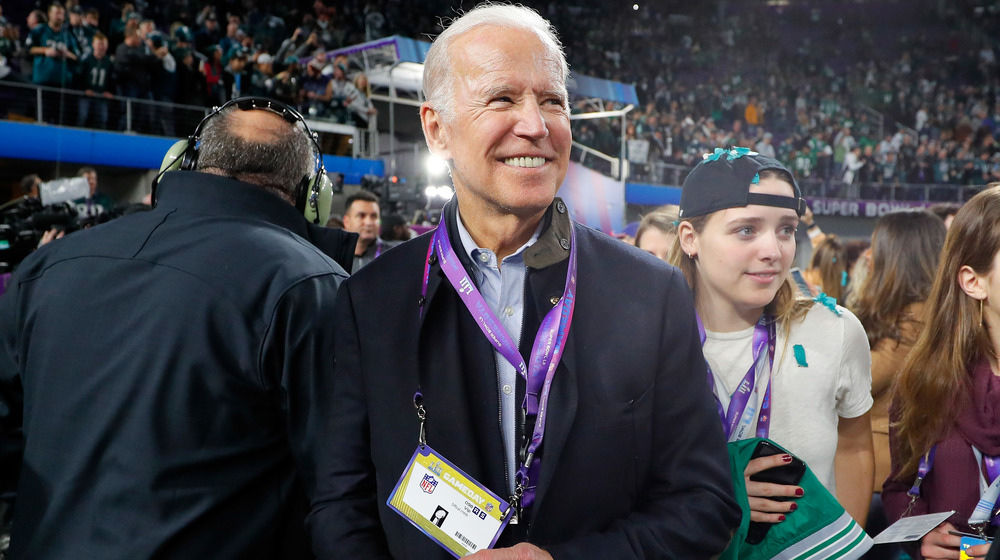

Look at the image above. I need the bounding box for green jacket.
[720,438,873,560]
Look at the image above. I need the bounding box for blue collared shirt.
[456,210,541,494]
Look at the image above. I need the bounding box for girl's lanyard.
[909,445,1000,533]
[697,314,775,441]
[418,221,578,512]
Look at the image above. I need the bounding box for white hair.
[422,3,569,121]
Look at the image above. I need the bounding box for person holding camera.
[0,98,355,559]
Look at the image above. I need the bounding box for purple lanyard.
[910,446,1000,492]
[697,314,775,441]
[910,446,1000,526]
[987,456,1000,484]
[374,239,383,259]
[419,221,578,510]
[908,446,936,500]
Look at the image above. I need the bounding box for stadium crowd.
[2,0,1000,194]
[4,2,1000,560]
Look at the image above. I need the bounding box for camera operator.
[0,98,356,559]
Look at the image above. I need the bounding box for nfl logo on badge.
[420,474,438,494]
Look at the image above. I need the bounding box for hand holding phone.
[744,440,807,545]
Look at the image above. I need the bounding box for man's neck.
[354,237,373,256]
[455,197,546,263]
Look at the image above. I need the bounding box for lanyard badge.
[387,435,512,557]
[699,314,776,441]
[397,216,578,552]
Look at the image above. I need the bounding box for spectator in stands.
[842,146,866,197]
[851,210,945,559]
[272,56,303,108]
[669,148,874,532]
[107,2,134,49]
[66,5,89,58]
[0,3,28,85]
[342,189,394,271]
[349,72,377,127]
[755,132,776,159]
[76,32,114,129]
[28,2,80,90]
[327,61,358,124]
[223,46,251,100]
[82,7,99,35]
[634,205,678,262]
[247,52,275,97]
[115,28,157,132]
[194,11,221,57]
[201,44,225,105]
[0,97,351,560]
[149,32,176,136]
[173,47,206,108]
[218,16,243,55]
[301,50,331,118]
[883,186,1000,560]
[744,94,762,131]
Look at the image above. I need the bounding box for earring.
[981,298,985,327]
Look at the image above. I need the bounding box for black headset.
[153,96,333,225]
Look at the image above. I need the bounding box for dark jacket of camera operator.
[0,103,352,559]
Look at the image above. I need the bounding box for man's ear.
[677,220,699,258]
[420,104,451,160]
[958,264,988,300]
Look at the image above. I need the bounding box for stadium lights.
[425,155,450,176]
[424,185,454,200]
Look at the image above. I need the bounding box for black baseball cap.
[678,147,806,219]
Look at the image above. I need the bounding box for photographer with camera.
[0,97,356,559]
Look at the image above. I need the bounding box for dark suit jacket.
[308,199,740,559]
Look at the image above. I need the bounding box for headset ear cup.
[314,172,334,225]
[180,138,199,171]
[301,172,333,225]
[160,139,191,174]
[152,139,193,206]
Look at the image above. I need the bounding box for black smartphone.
[745,440,807,545]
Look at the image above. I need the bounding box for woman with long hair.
[668,147,874,530]
[853,211,946,493]
[851,210,946,559]
[883,188,1000,560]
[804,234,848,303]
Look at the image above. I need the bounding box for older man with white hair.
[307,4,740,559]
